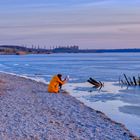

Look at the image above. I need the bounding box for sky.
[0,0,140,49]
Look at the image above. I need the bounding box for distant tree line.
[0,45,140,54]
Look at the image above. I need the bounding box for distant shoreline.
[1,45,140,55]
[0,72,138,139]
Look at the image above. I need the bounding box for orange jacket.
[48,75,66,93]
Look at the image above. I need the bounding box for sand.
[0,73,139,140]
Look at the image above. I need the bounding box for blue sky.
[0,0,140,49]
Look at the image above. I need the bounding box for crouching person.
[48,74,67,93]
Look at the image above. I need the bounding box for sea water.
[0,53,140,136]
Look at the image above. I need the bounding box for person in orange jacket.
[48,74,67,93]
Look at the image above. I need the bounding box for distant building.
[53,46,79,53]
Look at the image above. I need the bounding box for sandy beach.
[0,72,139,140]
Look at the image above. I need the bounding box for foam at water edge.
[0,71,49,85]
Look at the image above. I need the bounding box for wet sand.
[0,73,139,140]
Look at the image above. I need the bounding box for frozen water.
[0,53,140,135]
[64,81,140,135]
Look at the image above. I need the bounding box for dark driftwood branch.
[128,77,133,86]
[133,76,137,86]
[138,76,140,86]
[123,74,131,86]
[87,77,103,88]
[120,74,140,87]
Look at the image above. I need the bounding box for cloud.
[0,0,140,49]
[0,0,108,5]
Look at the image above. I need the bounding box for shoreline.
[0,72,139,139]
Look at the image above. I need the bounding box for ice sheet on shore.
[64,82,140,136]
